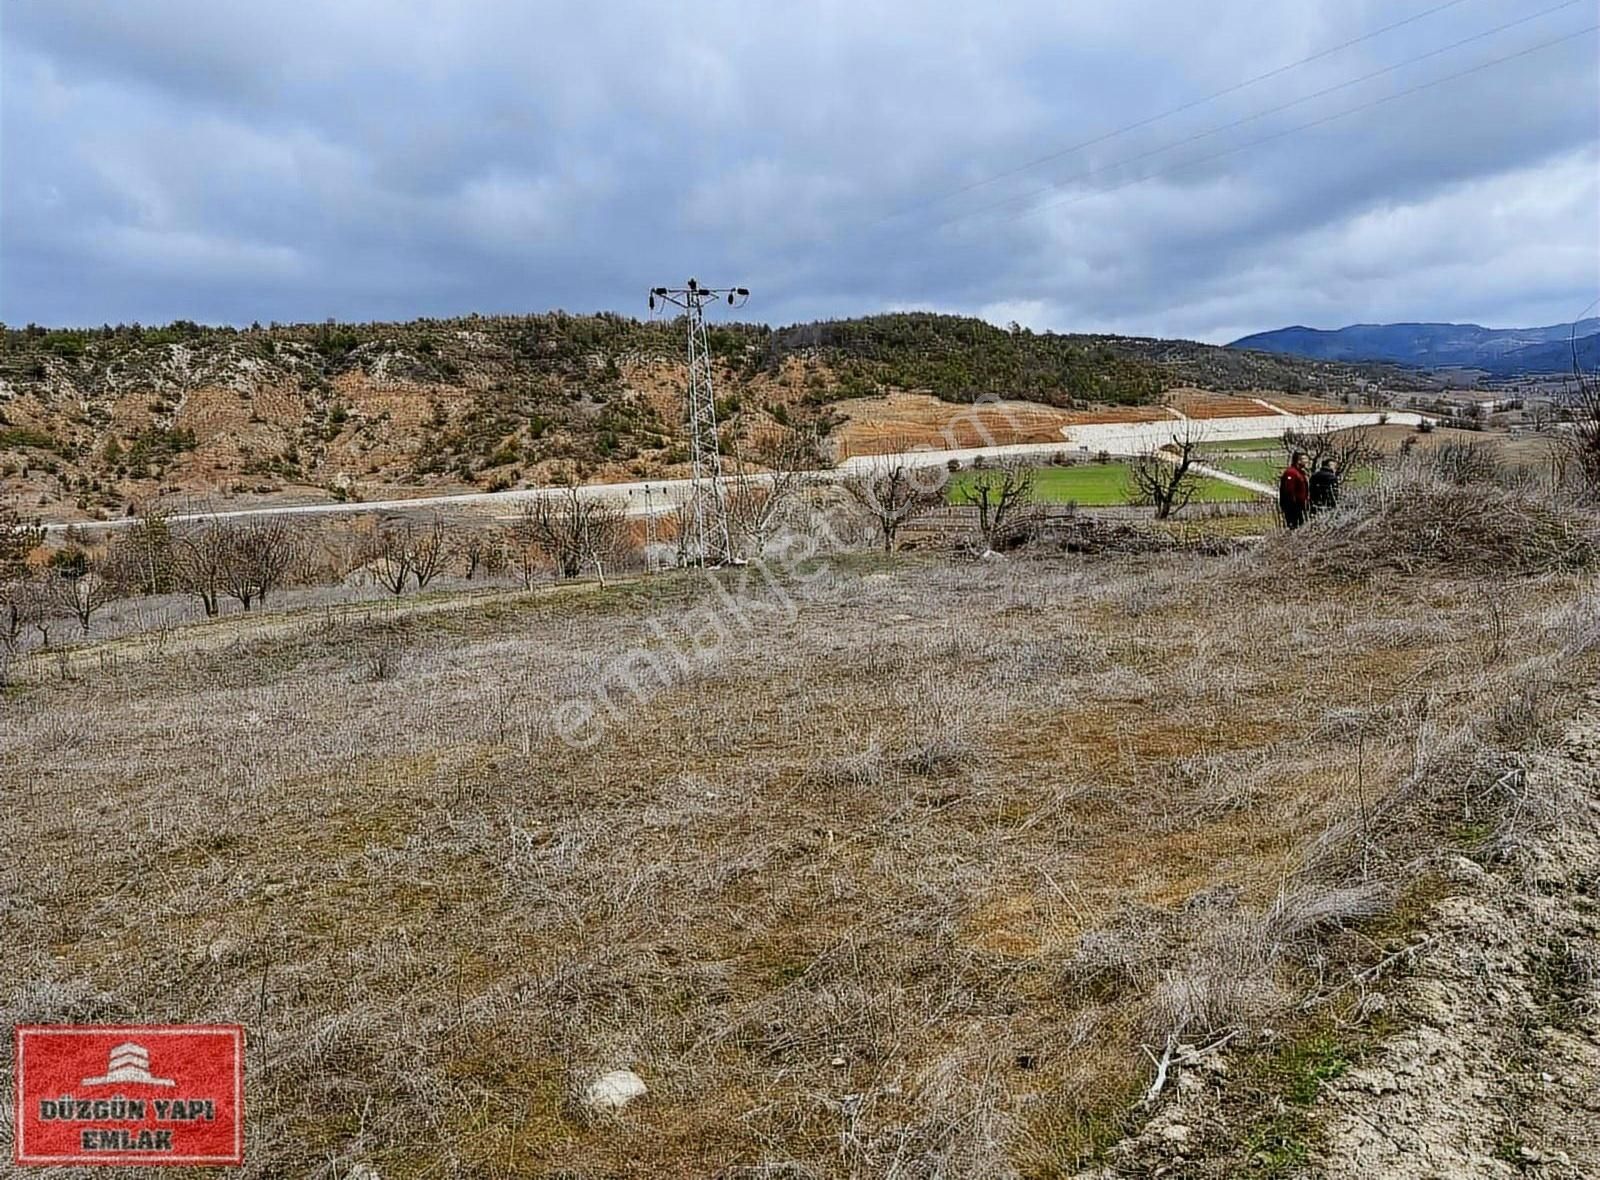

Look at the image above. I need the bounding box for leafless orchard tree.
[359,515,451,597]
[1280,420,1384,474]
[953,459,1038,549]
[1128,428,1208,520]
[18,575,61,649]
[171,521,230,616]
[411,520,449,590]
[512,485,626,581]
[221,518,299,610]
[841,454,945,552]
[504,514,543,589]
[458,528,503,580]
[407,515,451,591]
[368,525,415,597]
[0,584,24,653]
[53,560,117,635]
[1,507,45,652]
[725,427,823,558]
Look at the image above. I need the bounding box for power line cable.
[834,21,1597,279]
[873,0,1481,226]
[920,0,1588,236]
[982,23,1598,237]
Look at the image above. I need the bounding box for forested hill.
[1229,318,1600,371]
[0,310,1418,518]
[769,313,1422,400]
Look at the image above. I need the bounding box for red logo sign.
[13,1025,244,1167]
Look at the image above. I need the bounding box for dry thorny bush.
[2,484,1598,1178]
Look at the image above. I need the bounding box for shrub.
[1428,441,1500,487]
[1296,472,1596,577]
[0,426,61,452]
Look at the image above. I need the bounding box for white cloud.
[1,0,1595,333]
[85,225,307,282]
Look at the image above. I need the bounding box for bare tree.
[1557,333,1600,501]
[725,427,822,557]
[408,514,451,590]
[1280,420,1384,474]
[841,456,944,552]
[19,574,61,649]
[515,485,626,581]
[459,528,502,580]
[172,522,229,617]
[0,583,23,653]
[221,518,299,610]
[504,515,543,589]
[953,459,1037,549]
[368,525,415,597]
[1,507,45,652]
[1128,429,1207,520]
[360,517,448,597]
[54,560,116,635]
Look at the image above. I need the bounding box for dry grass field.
[3,473,1597,1177]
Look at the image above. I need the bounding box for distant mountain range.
[1228,318,1600,374]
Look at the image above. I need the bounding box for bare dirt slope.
[1313,712,1600,1179]
[1079,703,1600,1179]
[830,390,1337,458]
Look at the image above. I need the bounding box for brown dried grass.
[1,518,1595,1176]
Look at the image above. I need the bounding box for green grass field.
[1201,436,1288,455]
[1217,457,1378,491]
[946,462,1258,506]
[1218,457,1281,485]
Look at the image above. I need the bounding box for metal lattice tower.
[649,279,749,567]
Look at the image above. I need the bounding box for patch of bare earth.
[830,390,1344,458]
[1311,712,1600,1180]
[1077,706,1600,1179]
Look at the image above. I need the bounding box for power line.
[873,0,1481,226]
[920,0,1587,236]
[647,280,749,568]
[900,21,1597,256]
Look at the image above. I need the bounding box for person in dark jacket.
[1279,451,1310,530]
[1309,458,1339,513]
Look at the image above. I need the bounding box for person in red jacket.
[1279,450,1310,530]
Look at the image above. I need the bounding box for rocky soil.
[1079,702,1600,1179]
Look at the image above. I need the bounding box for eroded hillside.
[0,312,1412,521]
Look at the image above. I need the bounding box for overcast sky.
[2,0,1596,342]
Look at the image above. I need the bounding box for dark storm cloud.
[2,0,1595,340]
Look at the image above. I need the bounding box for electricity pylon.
[641,483,657,570]
[649,279,749,567]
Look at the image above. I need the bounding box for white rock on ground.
[583,1069,648,1112]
